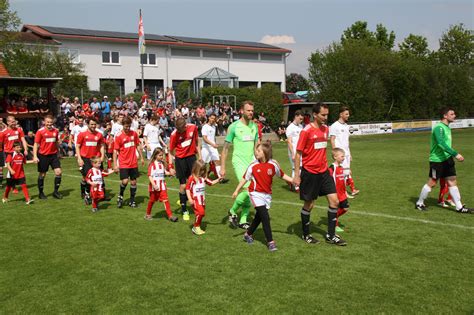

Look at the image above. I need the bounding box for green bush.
[200,84,282,129]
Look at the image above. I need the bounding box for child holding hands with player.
[186,160,221,235]
[233,141,293,252]
[328,148,350,232]
[2,142,34,204]
[85,156,114,213]
[145,148,178,222]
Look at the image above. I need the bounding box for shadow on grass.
[283,216,327,239]
[408,196,456,211]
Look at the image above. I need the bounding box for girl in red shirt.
[185,160,221,235]
[2,142,33,204]
[232,142,293,252]
[145,148,178,222]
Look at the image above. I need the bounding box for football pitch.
[1,129,473,313]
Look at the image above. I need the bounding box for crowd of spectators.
[1,91,274,159]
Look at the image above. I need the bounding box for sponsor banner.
[392,121,431,133]
[431,119,474,129]
[348,123,392,135]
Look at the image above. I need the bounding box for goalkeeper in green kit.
[220,101,259,228]
[415,107,472,213]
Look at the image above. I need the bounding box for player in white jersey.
[329,106,359,196]
[200,113,228,182]
[143,115,166,160]
[68,117,87,155]
[111,113,124,137]
[285,110,304,191]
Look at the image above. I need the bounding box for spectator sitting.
[25,131,35,160]
[39,98,50,114]
[114,96,123,109]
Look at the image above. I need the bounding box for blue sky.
[11,0,473,75]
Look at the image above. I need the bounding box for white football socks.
[417,184,432,205]
[215,165,221,178]
[448,186,463,210]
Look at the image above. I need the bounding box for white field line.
[29,171,471,231]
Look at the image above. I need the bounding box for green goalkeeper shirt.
[225,120,258,167]
[429,122,458,162]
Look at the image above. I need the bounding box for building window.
[140,53,156,65]
[260,53,282,61]
[202,50,228,59]
[59,48,80,63]
[233,51,258,60]
[171,48,200,57]
[102,51,120,64]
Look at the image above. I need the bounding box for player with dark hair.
[169,117,200,221]
[75,117,105,204]
[293,103,347,246]
[329,106,359,197]
[33,115,63,199]
[113,116,144,208]
[286,110,304,191]
[415,107,472,213]
[220,101,259,229]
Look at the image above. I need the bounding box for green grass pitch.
[1,129,473,313]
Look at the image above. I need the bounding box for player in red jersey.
[233,142,293,251]
[33,115,63,200]
[1,116,28,190]
[85,156,113,213]
[2,142,33,204]
[113,116,144,208]
[145,148,178,222]
[0,119,6,188]
[294,103,347,246]
[328,148,350,233]
[186,160,221,235]
[76,118,105,204]
[104,121,114,172]
[169,117,200,221]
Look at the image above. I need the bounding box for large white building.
[21,25,291,94]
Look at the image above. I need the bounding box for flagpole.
[139,9,145,94]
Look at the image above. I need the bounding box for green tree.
[0,0,21,52]
[2,45,88,97]
[341,21,395,50]
[285,73,310,92]
[399,34,430,58]
[438,23,474,66]
[100,80,120,99]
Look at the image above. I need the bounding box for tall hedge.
[200,84,282,129]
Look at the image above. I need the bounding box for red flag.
[138,10,146,54]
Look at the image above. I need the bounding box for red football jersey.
[6,152,26,179]
[169,124,198,158]
[244,160,284,194]
[114,130,139,168]
[329,163,347,202]
[0,129,4,152]
[3,127,25,153]
[76,130,104,158]
[185,176,213,206]
[86,167,109,199]
[106,134,114,153]
[34,127,59,155]
[148,161,167,192]
[296,123,329,174]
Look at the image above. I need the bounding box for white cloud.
[260,35,296,45]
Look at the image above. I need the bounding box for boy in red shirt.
[169,117,200,221]
[113,116,144,208]
[328,148,350,233]
[2,142,33,204]
[85,156,113,213]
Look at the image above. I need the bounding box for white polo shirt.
[285,122,303,157]
[329,120,350,155]
[143,123,162,145]
[201,123,216,150]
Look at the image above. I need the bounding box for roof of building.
[21,25,291,53]
[0,62,10,77]
[7,31,61,46]
[195,67,238,80]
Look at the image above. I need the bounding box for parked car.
[282,92,303,105]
